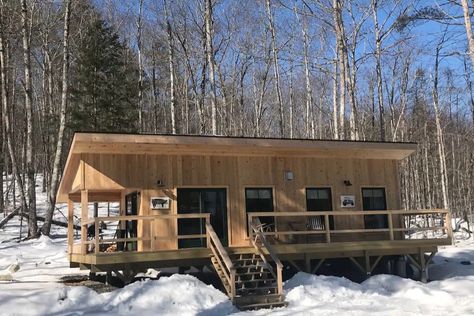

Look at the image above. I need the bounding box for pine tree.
[70,17,139,132]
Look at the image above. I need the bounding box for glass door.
[177,188,228,248]
[362,188,388,229]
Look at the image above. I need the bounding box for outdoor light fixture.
[343,180,352,186]
[285,171,294,181]
[156,180,164,187]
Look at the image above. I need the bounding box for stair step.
[237,301,288,311]
[235,278,275,284]
[234,294,284,305]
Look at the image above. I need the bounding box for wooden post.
[277,264,283,295]
[388,212,394,240]
[230,268,236,300]
[364,251,371,276]
[324,214,331,243]
[81,190,88,254]
[419,248,427,283]
[67,198,73,254]
[94,217,99,254]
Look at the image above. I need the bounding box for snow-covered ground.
[1,175,474,315]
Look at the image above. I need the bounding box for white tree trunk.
[205,0,217,135]
[42,0,71,236]
[461,0,474,68]
[21,0,37,237]
[265,0,285,137]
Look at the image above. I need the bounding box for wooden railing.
[250,218,283,296]
[248,209,452,245]
[206,222,236,299]
[75,213,210,255]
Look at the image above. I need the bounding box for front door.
[177,188,228,248]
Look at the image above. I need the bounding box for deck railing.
[75,213,210,255]
[250,218,283,296]
[247,209,452,245]
[206,222,236,299]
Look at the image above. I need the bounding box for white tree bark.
[42,0,71,236]
[372,0,385,141]
[21,0,38,237]
[294,5,313,138]
[164,0,176,134]
[433,43,449,210]
[205,0,217,135]
[461,0,474,68]
[333,0,346,139]
[265,0,285,137]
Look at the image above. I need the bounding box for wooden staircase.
[206,221,287,311]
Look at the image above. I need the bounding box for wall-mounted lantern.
[285,171,294,181]
[343,180,352,186]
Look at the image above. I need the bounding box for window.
[306,188,334,230]
[362,188,388,229]
[245,188,274,232]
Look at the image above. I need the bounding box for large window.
[245,188,274,231]
[362,188,387,229]
[306,188,334,230]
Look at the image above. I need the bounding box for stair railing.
[250,218,283,295]
[206,222,236,300]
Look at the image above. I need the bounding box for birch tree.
[265,0,285,137]
[205,0,217,135]
[21,0,38,237]
[42,0,71,236]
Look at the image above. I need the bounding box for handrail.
[248,209,452,245]
[83,213,211,255]
[206,222,236,299]
[250,218,283,296]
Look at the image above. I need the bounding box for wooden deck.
[70,208,452,277]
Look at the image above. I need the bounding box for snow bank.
[0,274,236,316]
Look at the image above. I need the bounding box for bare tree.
[205,0,217,135]
[21,0,38,237]
[265,0,285,137]
[42,0,71,236]
[137,0,144,131]
[461,0,474,68]
[164,0,176,134]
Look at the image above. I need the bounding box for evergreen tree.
[69,17,139,132]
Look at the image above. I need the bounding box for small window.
[306,188,334,230]
[245,188,274,232]
[362,188,388,229]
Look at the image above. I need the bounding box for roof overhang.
[56,132,417,203]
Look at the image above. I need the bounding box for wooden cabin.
[58,132,452,308]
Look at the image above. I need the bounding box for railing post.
[67,198,74,254]
[388,212,394,240]
[95,217,99,254]
[80,190,88,255]
[324,214,331,243]
[277,264,283,295]
[206,215,211,248]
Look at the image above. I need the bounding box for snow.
[1,175,474,315]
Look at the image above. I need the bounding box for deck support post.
[67,198,74,254]
[311,258,326,274]
[81,190,88,255]
[304,254,311,273]
[419,248,427,283]
[364,251,371,276]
